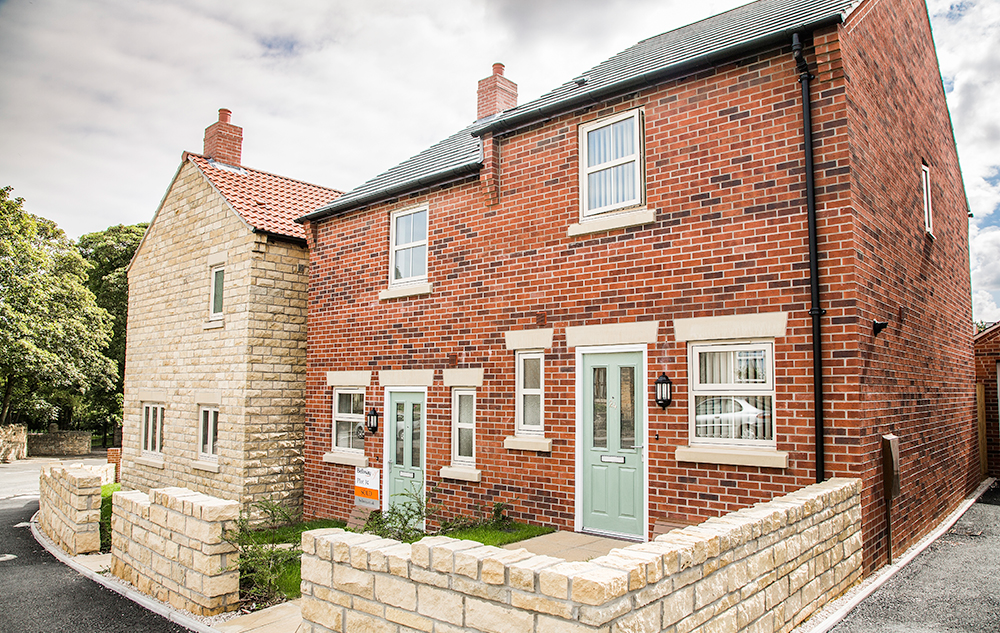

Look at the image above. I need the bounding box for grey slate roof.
[300,0,857,222]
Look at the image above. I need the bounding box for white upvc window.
[921,162,933,236]
[688,341,776,448]
[580,109,643,217]
[333,388,366,452]
[199,406,219,459]
[209,265,225,319]
[389,205,428,286]
[452,389,476,467]
[516,351,544,435]
[142,403,164,454]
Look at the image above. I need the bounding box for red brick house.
[298,0,978,573]
[975,322,1000,476]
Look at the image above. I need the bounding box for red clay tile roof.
[187,153,341,241]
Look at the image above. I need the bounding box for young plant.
[222,500,302,607]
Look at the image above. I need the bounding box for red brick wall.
[839,0,978,571]
[303,37,858,535]
[975,327,1000,476]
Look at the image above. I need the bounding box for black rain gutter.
[793,32,826,483]
[296,161,482,224]
[472,17,844,139]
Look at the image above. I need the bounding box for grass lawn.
[251,517,345,545]
[444,522,554,547]
[99,483,120,552]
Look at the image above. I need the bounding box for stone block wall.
[0,424,27,462]
[37,462,114,555]
[28,430,92,456]
[300,478,861,633]
[111,487,240,616]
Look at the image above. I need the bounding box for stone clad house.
[297,0,979,574]
[121,109,341,516]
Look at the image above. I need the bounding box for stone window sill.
[322,451,368,468]
[440,466,481,482]
[503,436,553,452]
[202,319,225,330]
[136,455,165,469]
[378,283,433,301]
[675,446,788,469]
[192,460,220,473]
[567,207,655,237]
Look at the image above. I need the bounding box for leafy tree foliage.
[76,222,148,440]
[0,186,116,427]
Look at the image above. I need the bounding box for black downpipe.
[793,33,827,483]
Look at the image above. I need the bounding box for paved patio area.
[503,530,635,561]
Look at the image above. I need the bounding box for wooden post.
[978,383,987,477]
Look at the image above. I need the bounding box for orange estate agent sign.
[355,467,380,509]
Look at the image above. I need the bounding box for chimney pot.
[492,63,504,76]
[218,108,232,123]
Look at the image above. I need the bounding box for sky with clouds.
[1,0,997,320]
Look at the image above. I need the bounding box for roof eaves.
[297,159,482,224]
[974,321,1000,343]
[472,14,845,138]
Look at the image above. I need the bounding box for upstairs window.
[689,342,775,448]
[333,388,366,452]
[516,351,544,435]
[580,110,643,217]
[921,162,933,236]
[389,206,428,286]
[209,265,225,319]
[199,407,219,459]
[142,403,164,454]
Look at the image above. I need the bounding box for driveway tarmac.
[830,481,1000,633]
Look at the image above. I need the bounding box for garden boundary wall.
[299,478,861,633]
[111,487,240,616]
[28,430,92,456]
[38,462,115,556]
[0,424,27,462]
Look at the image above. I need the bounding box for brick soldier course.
[299,0,978,576]
[121,109,341,518]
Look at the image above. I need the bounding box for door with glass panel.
[386,391,425,512]
[581,352,644,538]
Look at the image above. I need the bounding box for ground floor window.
[199,406,219,459]
[516,351,544,435]
[333,388,366,452]
[452,389,476,467]
[689,341,775,446]
[142,403,164,454]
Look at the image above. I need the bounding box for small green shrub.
[363,484,441,542]
[223,500,303,608]
[99,483,120,552]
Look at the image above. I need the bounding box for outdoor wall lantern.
[873,320,889,336]
[654,372,673,409]
[366,408,380,435]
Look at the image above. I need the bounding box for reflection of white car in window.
[695,397,763,440]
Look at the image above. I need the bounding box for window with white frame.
[389,206,428,286]
[688,341,775,447]
[209,265,225,319]
[580,109,643,217]
[199,406,219,459]
[333,389,366,452]
[452,389,476,467]
[516,351,544,435]
[921,162,933,235]
[142,403,164,454]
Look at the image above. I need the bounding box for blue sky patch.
[258,35,300,57]
[946,2,973,22]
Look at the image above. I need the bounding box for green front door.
[387,391,424,512]
[582,352,644,538]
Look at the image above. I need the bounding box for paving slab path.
[829,481,1000,633]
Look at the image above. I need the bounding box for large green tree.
[0,186,116,426]
[76,222,147,441]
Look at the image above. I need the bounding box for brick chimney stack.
[203,108,243,166]
[477,63,517,120]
